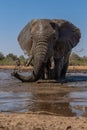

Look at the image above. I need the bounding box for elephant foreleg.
[60,61,69,79]
[45,57,55,79]
[60,52,70,81]
[43,61,50,79]
[50,56,55,69]
[54,58,63,82]
[40,63,49,80]
[40,57,55,80]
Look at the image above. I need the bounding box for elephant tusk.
[26,55,33,66]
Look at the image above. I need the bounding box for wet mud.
[0,69,87,117]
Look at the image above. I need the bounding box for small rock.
[66,125,72,130]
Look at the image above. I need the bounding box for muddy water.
[0,69,87,117]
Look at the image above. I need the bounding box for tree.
[70,52,81,60]
[19,55,25,61]
[69,53,81,66]
[6,53,17,61]
[0,52,5,60]
[19,55,25,65]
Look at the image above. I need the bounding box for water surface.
[0,69,87,117]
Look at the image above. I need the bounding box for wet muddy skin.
[0,69,87,117]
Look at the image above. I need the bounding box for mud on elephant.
[12,19,81,82]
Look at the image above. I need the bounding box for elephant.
[12,19,81,82]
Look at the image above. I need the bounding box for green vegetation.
[0,52,26,66]
[0,52,87,66]
[69,53,87,66]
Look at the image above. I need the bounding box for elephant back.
[53,19,81,48]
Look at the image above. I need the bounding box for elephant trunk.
[13,41,48,82]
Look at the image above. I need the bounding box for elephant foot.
[11,71,17,76]
[56,78,67,84]
[11,71,21,80]
[60,78,68,84]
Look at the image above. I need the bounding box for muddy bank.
[0,113,87,130]
[0,65,33,70]
[0,65,87,71]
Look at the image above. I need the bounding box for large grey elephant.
[12,19,81,82]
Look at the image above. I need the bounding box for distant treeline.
[0,52,26,65]
[69,53,87,66]
[0,52,87,66]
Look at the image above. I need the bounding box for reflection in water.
[27,92,75,116]
[0,92,33,112]
[0,70,87,116]
[69,91,87,116]
[0,90,86,116]
[0,91,75,116]
[0,70,19,85]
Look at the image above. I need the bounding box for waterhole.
[0,69,87,117]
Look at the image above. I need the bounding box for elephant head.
[12,19,81,82]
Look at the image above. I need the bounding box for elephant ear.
[17,20,35,55]
[53,19,81,48]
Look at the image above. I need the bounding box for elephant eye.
[50,22,56,29]
[30,35,33,40]
[52,31,57,41]
[53,36,56,40]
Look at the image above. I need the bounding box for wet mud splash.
[0,69,87,117]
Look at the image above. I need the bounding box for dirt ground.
[0,113,87,130]
[0,65,87,71]
[0,65,33,70]
[0,66,87,130]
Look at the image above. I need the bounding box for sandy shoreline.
[0,65,33,70]
[0,65,87,71]
[0,113,87,130]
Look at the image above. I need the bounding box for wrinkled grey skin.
[12,19,81,82]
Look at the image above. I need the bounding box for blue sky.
[0,0,87,56]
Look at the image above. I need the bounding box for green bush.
[0,52,4,60]
[69,53,87,66]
